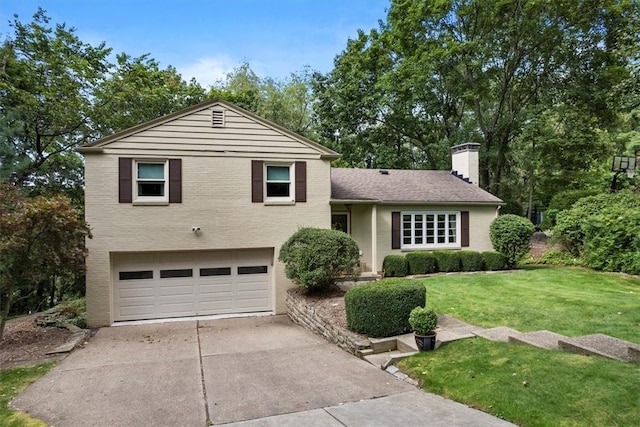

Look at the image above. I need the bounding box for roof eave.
[331,198,504,206]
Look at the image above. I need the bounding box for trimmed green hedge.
[433,251,461,272]
[382,249,509,277]
[344,279,426,337]
[406,251,438,275]
[482,251,508,270]
[459,250,485,271]
[382,255,408,277]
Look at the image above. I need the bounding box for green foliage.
[406,251,438,275]
[0,185,89,339]
[47,298,87,328]
[580,201,640,275]
[408,306,438,335]
[458,251,485,272]
[432,251,461,273]
[554,191,640,274]
[490,215,536,268]
[278,227,359,292]
[540,189,601,229]
[382,255,408,277]
[482,251,508,271]
[538,250,581,266]
[344,279,426,337]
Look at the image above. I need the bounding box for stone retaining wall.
[286,288,370,356]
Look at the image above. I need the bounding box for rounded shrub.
[458,251,484,272]
[382,255,408,277]
[408,306,438,335]
[278,227,360,292]
[432,251,461,272]
[482,251,508,271]
[490,214,536,268]
[344,279,426,337]
[406,251,438,275]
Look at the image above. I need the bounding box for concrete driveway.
[12,315,513,426]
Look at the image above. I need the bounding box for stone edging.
[286,288,370,356]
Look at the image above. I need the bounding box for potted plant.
[408,306,439,351]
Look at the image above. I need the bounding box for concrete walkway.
[11,315,513,426]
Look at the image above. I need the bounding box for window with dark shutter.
[119,158,133,203]
[295,161,306,202]
[168,159,182,203]
[461,211,470,247]
[392,211,401,249]
[252,160,264,202]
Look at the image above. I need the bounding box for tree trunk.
[0,288,14,341]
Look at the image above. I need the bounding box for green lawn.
[396,266,640,427]
[397,339,640,427]
[423,266,640,343]
[0,363,53,427]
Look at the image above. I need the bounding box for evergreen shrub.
[482,251,508,270]
[382,255,408,277]
[406,251,438,275]
[344,279,426,337]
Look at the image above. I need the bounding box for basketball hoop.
[610,155,638,192]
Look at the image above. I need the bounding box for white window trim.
[401,210,460,250]
[264,162,295,205]
[133,160,169,205]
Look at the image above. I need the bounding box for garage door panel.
[199,300,234,313]
[159,284,195,297]
[119,304,156,317]
[113,250,272,321]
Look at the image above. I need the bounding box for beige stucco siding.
[332,204,498,274]
[376,205,498,272]
[85,153,332,326]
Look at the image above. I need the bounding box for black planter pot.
[414,332,437,351]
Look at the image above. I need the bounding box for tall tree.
[0,8,111,192]
[0,184,89,340]
[314,0,639,204]
[92,53,207,137]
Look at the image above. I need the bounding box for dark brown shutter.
[392,211,401,249]
[461,211,470,247]
[169,159,182,203]
[119,158,132,203]
[251,160,264,202]
[295,161,306,203]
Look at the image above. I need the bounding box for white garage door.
[112,249,273,322]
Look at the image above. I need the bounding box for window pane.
[331,214,348,232]
[238,266,268,275]
[200,267,231,276]
[266,166,290,181]
[414,216,423,244]
[138,182,164,197]
[266,182,290,197]
[448,214,457,243]
[138,163,165,179]
[160,269,193,278]
[119,271,153,280]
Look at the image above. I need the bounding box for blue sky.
[0,0,390,87]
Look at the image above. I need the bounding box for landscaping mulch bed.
[0,315,74,369]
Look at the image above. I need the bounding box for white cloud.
[177,56,237,88]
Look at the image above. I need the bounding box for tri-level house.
[79,99,502,327]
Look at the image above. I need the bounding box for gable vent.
[212,110,225,128]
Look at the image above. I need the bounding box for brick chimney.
[450,143,480,185]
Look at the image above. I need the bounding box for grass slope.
[397,339,640,427]
[0,363,53,427]
[398,266,640,426]
[422,266,640,343]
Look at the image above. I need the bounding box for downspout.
[496,205,501,218]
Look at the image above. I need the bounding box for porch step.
[559,334,640,362]
[363,350,420,370]
[473,327,522,342]
[508,330,569,350]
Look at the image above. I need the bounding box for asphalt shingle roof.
[330,168,503,204]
